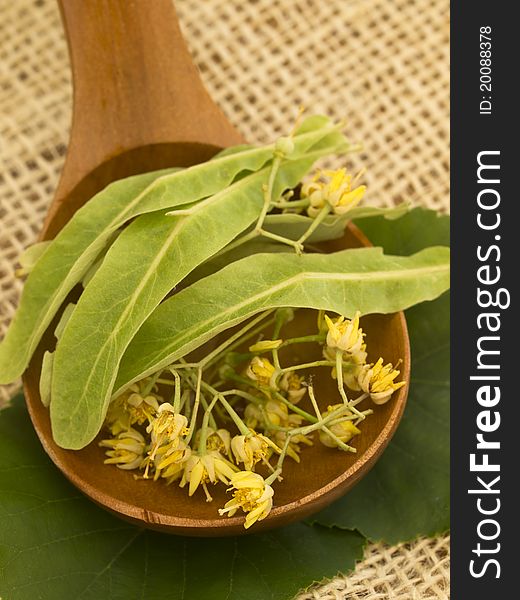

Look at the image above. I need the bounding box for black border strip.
[451,2,515,596]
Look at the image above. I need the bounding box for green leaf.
[51,145,344,450]
[116,245,450,395]
[354,207,450,255]
[0,117,340,385]
[311,207,450,543]
[0,397,365,600]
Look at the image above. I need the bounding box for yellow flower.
[146,439,191,482]
[248,339,283,353]
[323,311,367,388]
[105,386,160,434]
[358,358,406,404]
[318,404,361,448]
[99,427,146,470]
[180,452,237,500]
[146,402,189,446]
[218,471,274,529]
[302,168,366,217]
[245,356,276,387]
[194,427,232,460]
[279,372,307,404]
[144,403,189,476]
[231,431,281,470]
[325,312,365,354]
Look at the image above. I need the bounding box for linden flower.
[218,471,274,529]
[144,403,189,474]
[279,372,306,404]
[231,431,281,470]
[358,358,406,404]
[146,439,191,482]
[99,427,146,470]
[318,404,361,448]
[302,168,366,218]
[146,402,189,447]
[180,452,237,501]
[245,356,276,387]
[325,312,365,355]
[194,427,232,459]
[105,386,160,434]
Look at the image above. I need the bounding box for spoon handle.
[51,0,241,221]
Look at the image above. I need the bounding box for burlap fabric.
[0,0,450,597]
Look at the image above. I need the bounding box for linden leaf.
[115,245,449,396]
[0,397,365,600]
[310,207,450,543]
[0,117,341,385]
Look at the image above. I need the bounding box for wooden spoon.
[23,0,409,536]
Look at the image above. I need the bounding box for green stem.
[265,468,282,486]
[307,385,322,420]
[351,392,369,407]
[198,396,219,455]
[272,390,317,423]
[199,393,218,431]
[279,334,325,348]
[156,378,175,386]
[256,228,304,254]
[217,395,251,436]
[270,309,287,371]
[255,154,283,233]
[279,360,335,373]
[296,204,331,246]
[221,388,263,404]
[179,389,190,413]
[185,368,202,445]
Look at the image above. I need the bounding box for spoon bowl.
[22,0,409,536]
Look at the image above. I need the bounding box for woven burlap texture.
[0,0,449,598]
